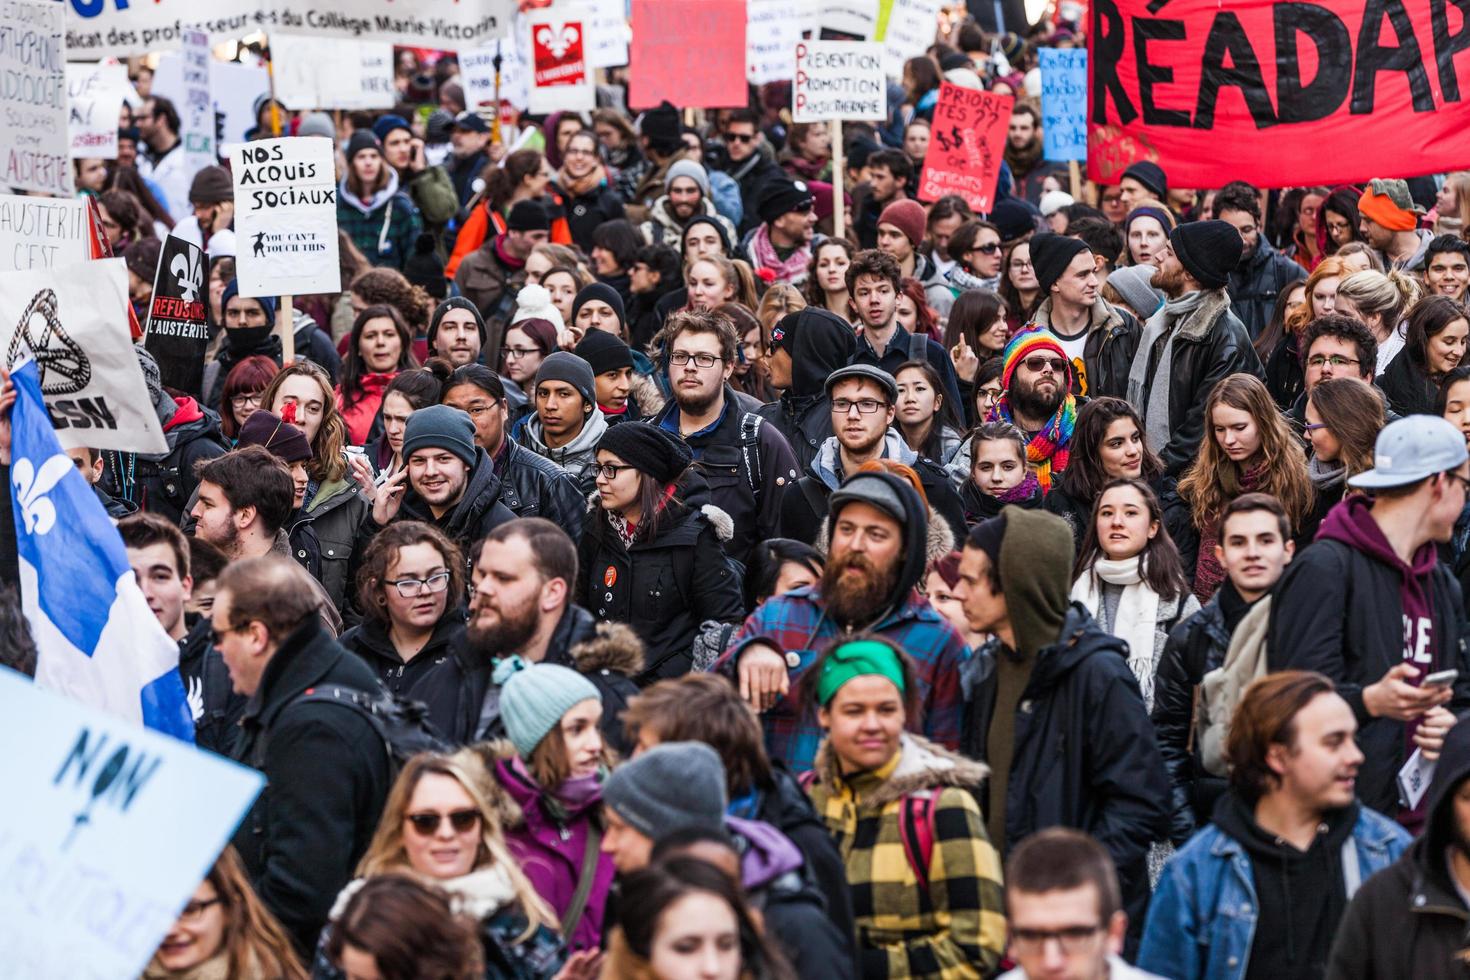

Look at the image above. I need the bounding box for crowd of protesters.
[21,6,1470,980]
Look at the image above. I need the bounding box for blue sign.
[1040,48,1088,163]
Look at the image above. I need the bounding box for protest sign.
[0,259,168,454]
[462,38,531,110]
[0,667,263,979]
[747,0,804,84]
[66,61,128,159]
[270,35,396,111]
[585,0,630,69]
[63,0,514,59]
[918,83,1013,211]
[880,0,944,76]
[153,51,268,152]
[813,0,880,39]
[1040,48,1087,162]
[179,29,216,176]
[144,236,209,398]
[3,0,70,196]
[526,5,596,114]
[0,193,89,272]
[231,137,341,298]
[629,0,747,110]
[793,41,887,122]
[1087,0,1470,186]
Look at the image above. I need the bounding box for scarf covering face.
[1071,555,1162,708]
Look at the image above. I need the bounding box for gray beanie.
[603,741,727,838]
[501,664,601,759]
[297,112,335,140]
[401,404,478,468]
[535,351,596,408]
[664,159,710,196]
[1106,263,1164,319]
[134,344,178,427]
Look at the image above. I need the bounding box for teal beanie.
[500,663,601,758]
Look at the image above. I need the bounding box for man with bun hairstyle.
[1026,232,1141,399]
[1125,219,1262,475]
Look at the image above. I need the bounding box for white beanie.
[510,283,565,334]
[943,68,984,90]
[1039,190,1075,216]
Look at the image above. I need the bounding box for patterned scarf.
[991,394,1078,493]
[747,223,812,284]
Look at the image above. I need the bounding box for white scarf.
[1071,555,1161,708]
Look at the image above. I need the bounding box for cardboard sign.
[1088,0,1470,186]
[880,0,944,76]
[144,236,209,398]
[3,0,70,196]
[230,137,342,298]
[793,41,887,122]
[0,667,263,979]
[814,0,880,39]
[179,29,216,176]
[66,61,129,159]
[747,0,804,84]
[918,83,1013,211]
[629,0,748,110]
[0,194,89,272]
[527,7,596,113]
[1040,48,1087,162]
[0,259,167,454]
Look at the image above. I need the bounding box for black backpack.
[291,684,452,778]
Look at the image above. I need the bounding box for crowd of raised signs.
[17,5,1470,980]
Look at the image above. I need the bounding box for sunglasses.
[723,132,755,144]
[968,243,1002,255]
[1023,356,1068,374]
[405,809,480,836]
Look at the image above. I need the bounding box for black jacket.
[554,179,626,254]
[1031,295,1141,400]
[727,153,783,236]
[1378,348,1438,418]
[1264,328,1304,411]
[759,393,833,473]
[964,604,1170,928]
[290,478,370,615]
[651,388,801,565]
[575,499,745,682]
[102,406,230,525]
[498,436,587,542]
[231,621,392,956]
[1227,235,1306,340]
[392,448,517,559]
[179,616,246,758]
[338,611,465,700]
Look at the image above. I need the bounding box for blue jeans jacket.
[1137,805,1410,980]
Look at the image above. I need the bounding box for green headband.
[816,640,907,706]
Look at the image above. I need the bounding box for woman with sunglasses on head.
[312,750,567,980]
[145,846,306,980]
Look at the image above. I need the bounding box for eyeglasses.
[723,132,755,144]
[231,392,263,412]
[967,243,1002,255]
[456,402,499,417]
[1306,354,1360,369]
[596,462,638,481]
[180,897,223,921]
[385,570,452,598]
[209,622,252,646]
[1010,924,1105,954]
[669,351,722,368]
[1447,471,1470,495]
[504,347,542,359]
[1022,356,1068,374]
[1010,259,1033,269]
[405,809,481,836]
[1303,422,1329,433]
[831,397,886,415]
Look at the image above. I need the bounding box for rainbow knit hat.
[1001,326,1071,392]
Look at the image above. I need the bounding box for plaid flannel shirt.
[712,585,970,772]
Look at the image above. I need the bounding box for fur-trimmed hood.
[811,732,989,808]
[629,372,666,418]
[568,621,646,676]
[1173,287,1234,343]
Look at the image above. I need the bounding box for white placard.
[0,193,89,272]
[270,35,396,111]
[353,42,397,110]
[525,6,597,115]
[585,0,630,69]
[747,0,804,84]
[463,38,531,110]
[179,29,216,175]
[231,137,342,298]
[2,0,70,196]
[0,667,263,980]
[153,53,269,166]
[793,40,887,122]
[813,0,880,39]
[66,61,129,159]
[881,0,943,77]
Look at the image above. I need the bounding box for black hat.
[570,283,627,333]
[682,215,731,256]
[640,100,682,147]
[770,307,847,356]
[404,233,447,300]
[508,199,551,232]
[428,296,486,351]
[757,176,815,224]
[346,129,382,162]
[575,329,634,375]
[536,352,597,408]
[188,165,234,205]
[939,52,973,71]
[988,196,1041,243]
[237,409,313,463]
[1169,220,1243,291]
[1121,160,1167,200]
[846,136,881,171]
[451,109,490,134]
[402,404,478,469]
[1028,233,1092,294]
[596,422,693,485]
[425,109,455,142]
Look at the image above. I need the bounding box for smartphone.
[1423,668,1459,689]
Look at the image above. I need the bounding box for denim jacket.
[1137,805,1410,980]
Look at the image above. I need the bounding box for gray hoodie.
[517,409,609,494]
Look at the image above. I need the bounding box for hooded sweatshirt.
[517,410,610,493]
[764,309,860,468]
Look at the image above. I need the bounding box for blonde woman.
[1333,268,1422,373]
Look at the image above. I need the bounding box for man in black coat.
[221,556,391,956]
[1214,181,1306,340]
[957,506,1169,951]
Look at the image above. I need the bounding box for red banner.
[1087,0,1470,188]
[628,0,747,110]
[918,85,1013,212]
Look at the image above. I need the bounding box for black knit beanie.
[1121,160,1167,200]
[596,422,693,485]
[575,329,634,375]
[1169,220,1243,291]
[428,296,486,351]
[1028,233,1091,295]
[571,283,627,333]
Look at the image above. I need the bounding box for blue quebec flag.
[11,359,193,741]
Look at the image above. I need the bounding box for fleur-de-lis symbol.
[171,248,203,304]
[536,23,579,60]
[12,454,74,535]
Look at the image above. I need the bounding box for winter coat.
[1377,348,1439,417]
[455,235,522,329]
[552,178,626,254]
[338,610,465,701]
[963,603,1171,932]
[650,388,802,565]
[290,477,370,616]
[101,397,229,525]
[1226,235,1307,340]
[756,307,858,470]
[1133,290,1265,475]
[1030,295,1142,400]
[336,172,423,271]
[806,733,1006,978]
[726,153,784,235]
[1139,801,1409,980]
[390,448,517,559]
[1264,328,1304,411]
[179,616,246,758]
[513,410,610,495]
[336,371,396,447]
[575,499,745,682]
[231,621,392,956]
[401,163,459,230]
[498,436,588,542]
[638,194,737,249]
[960,475,1042,526]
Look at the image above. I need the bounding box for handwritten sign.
[0,193,89,272]
[747,0,803,84]
[793,40,887,122]
[66,61,128,159]
[462,38,531,110]
[179,29,215,176]
[880,0,944,76]
[270,35,395,110]
[3,0,70,196]
[1040,48,1087,162]
[230,137,341,298]
[918,83,1013,212]
[629,0,747,109]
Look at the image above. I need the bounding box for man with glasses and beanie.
[742,174,819,287]
[1026,232,1141,400]
[220,554,392,956]
[1270,414,1470,829]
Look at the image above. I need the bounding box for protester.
[638,158,737,249]
[944,220,1005,294]
[1289,313,1382,432]
[1042,398,1164,550]
[367,365,444,474]
[337,305,417,445]
[336,130,423,270]
[426,297,487,369]
[743,176,818,287]
[502,311,560,403]
[806,237,855,319]
[552,129,626,254]
[323,875,487,980]
[1122,201,1174,268]
[136,95,192,221]
[455,199,552,325]
[1304,377,1386,525]
[515,351,609,493]
[575,329,639,423]
[1357,178,1432,271]
[945,290,1010,388]
[205,280,283,412]
[958,422,1043,525]
[759,307,860,470]
[876,198,953,316]
[219,355,280,442]
[1422,233,1470,304]
[686,254,757,311]
[1026,233,1142,400]
[1334,268,1422,374]
[372,113,458,239]
[1118,161,1167,212]
[1379,294,1468,416]
[895,361,963,466]
[986,326,1081,494]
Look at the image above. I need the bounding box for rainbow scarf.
[991,393,1078,493]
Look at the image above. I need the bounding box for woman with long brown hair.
[1304,376,1385,533]
[335,304,419,446]
[720,302,777,403]
[804,238,854,319]
[1177,374,1314,600]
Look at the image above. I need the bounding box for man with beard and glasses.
[422,518,641,750]
[651,309,800,565]
[713,469,970,772]
[1126,220,1263,476]
[978,327,1084,495]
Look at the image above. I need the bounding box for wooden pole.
[1068,159,1082,201]
[277,294,295,363]
[263,35,282,137]
[831,120,845,241]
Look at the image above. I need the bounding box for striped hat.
[1001,326,1070,392]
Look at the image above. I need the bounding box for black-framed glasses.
[1446,471,1470,494]
[230,392,263,412]
[180,897,224,921]
[1010,924,1105,954]
[596,462,638,481]
[405,809,481,836]
[669,351,722,368]
[1306,354,1360,369]
[504,347,542,359]
[386,570,451,598]
[832,397,885,415]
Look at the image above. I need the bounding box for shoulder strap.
[560,823,603,939]
[899,791,937,894]
[797,477,828,527]
[739,412,763,503]
[908,330,928,364]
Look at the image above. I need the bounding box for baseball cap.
[1348,415,1470,489]
[451,110,489,134]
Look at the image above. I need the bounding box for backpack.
[291,684,452,779]
[738,412,764,506]
[800,771,937,893]
[1195,596,1273,777]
